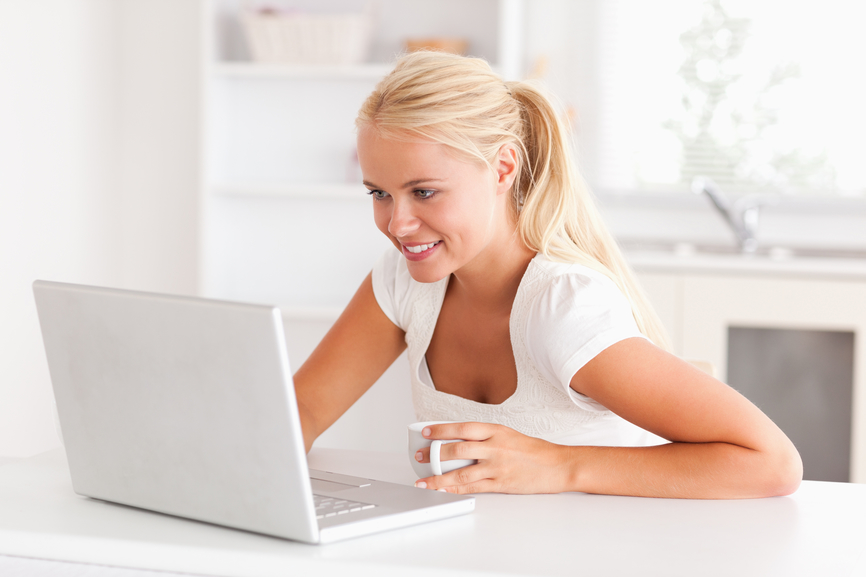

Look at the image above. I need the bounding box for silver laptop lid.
[33,280,319,543]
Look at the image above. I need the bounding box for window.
[592,0,866,197]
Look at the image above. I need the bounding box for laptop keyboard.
[313,494,376,520]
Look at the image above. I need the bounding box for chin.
[405,262,450,284]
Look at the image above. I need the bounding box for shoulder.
[372,248,442,331]
[527,254,632,314]
[373,247,410,290]
[522,254,645,401]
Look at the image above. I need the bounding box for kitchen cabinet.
[634,260,866,483]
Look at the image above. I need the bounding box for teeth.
[406,241,439,254]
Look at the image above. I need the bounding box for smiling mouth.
[404,241,441,254]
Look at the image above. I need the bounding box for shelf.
[211,182,370,200]
[212,62,393,81]
[202,0,527,309]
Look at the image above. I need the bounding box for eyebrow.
[363,178,444,189]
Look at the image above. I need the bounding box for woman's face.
[357,127,517,283]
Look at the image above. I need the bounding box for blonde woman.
[293,51,802,498]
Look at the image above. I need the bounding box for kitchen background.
[2,0,865,483]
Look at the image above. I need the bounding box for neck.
[448,231,536,313]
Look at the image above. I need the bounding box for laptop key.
[313,494,376,519]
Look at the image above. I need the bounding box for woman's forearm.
[562,440,802,499]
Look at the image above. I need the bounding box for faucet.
[691,177,771,254]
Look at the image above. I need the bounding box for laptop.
[32,280,474,544]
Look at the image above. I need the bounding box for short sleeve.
[525,268,647,412]
[371,248,416,331]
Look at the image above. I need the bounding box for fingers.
[414,421,497,465]
[423,421,498,443]
[416,462,494,494]
[412,422,517,494]
[414,440,485,464]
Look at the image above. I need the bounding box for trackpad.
[309,470,372,488]
[310,478,362,493]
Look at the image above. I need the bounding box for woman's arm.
[415,338,802,498]
[564,337,803,498]
[293,273,406,452]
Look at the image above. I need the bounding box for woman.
[293,51,802,498]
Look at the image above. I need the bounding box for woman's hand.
[413,422,571,494]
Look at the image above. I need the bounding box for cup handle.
[430,440,443,476]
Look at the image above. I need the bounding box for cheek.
[447,191,496,239]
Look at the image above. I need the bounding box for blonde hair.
[357,51,672,351]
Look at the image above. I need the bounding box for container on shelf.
[404,38,468,55]
[241,6,373,65]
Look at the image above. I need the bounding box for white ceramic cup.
[407,421,477,478]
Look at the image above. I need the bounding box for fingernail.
[437,488,447,493]
[422,427,431,437]
[415,451,423,462]
[415,481,427,489]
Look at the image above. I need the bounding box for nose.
[387,198,420,239]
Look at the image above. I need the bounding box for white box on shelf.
[241,7,372,65]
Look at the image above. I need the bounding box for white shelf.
[212,62,393,80]
[203,0,526,307]
[211,182,369,200]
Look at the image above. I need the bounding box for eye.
[367,189,389,200]
[415,189,436,199]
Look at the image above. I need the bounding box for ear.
[494,143,519,196]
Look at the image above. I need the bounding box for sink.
[619,240,866,279]
[619,240,866,261]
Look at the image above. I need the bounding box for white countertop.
[626,246,866,279]
[2,448,866,577]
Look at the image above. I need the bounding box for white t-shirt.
[372,248,665,447]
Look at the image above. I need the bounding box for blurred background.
[2,0,865,483]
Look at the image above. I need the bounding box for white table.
[1,448,865,577]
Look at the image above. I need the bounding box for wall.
[0,0,202,458]
[116,1,203,295]
[0,0,122,458]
